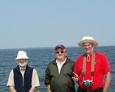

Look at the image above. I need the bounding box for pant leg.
[77,87,103,92]
[87,88,103,92]
[77,87,87,92]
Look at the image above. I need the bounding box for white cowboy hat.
[16,50,29,60]
[79,36,98,47]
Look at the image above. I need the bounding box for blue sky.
[0,0,115,49]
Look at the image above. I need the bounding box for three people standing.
[7,36,111,92]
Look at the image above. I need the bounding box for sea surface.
[0,46,115,92]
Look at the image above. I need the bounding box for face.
[55,48,67,61]
[17,59,28,67]
[82,42,94,54]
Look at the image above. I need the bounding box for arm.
[30,69,40,92]
[47,84,51,92]
[7,70,17,92]
[103,72,111,92]
[72,57,81,82]
[101,54,111,92]
[45,65,52,92]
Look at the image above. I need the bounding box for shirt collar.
[19,66,27,71]
[56,57,67,65]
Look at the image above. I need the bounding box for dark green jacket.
[45,57,75,92]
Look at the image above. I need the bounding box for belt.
[77,86,103,92]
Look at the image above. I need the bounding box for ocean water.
[0,46,115,92]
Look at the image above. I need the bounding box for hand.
[9,86,17,92]
[29,87,37,92]
[72,72,79,81]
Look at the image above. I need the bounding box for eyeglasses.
[56,51,64,54]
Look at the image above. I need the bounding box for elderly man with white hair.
[7,50,40,92]
[73,36,111,92]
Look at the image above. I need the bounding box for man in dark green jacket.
[45,44,75,92]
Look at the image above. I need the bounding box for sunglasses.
[56,51,64,54]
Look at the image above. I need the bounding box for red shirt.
[74,52,110,89]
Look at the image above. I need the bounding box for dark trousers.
[77,86,103,92]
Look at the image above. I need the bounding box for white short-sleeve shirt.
[7,68,40,87]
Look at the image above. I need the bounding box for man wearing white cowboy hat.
[7,50,40,92]
[73,36,111,92]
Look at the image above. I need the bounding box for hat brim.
[79,40,98,47]
[16,57,29,60]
